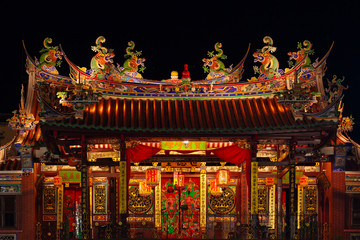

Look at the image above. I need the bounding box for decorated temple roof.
[41,97,337,135]
[16,36,345,137]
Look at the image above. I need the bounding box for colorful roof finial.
[38,38,62,74]
[253,36,283,79]
[182,64,191,80]
[88,36,115,80]
[7,85,39,133]
[202,42,231,80]
[118,41,146,79]
[288,40,315,70]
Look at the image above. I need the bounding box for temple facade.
[0,36,359,239]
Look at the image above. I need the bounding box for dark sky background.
[1,1,359,141]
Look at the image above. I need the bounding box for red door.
[63,186,82,239]
[161,177,200,239]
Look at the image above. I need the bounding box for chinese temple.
[0,36,359,239]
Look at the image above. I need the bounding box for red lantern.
[210,180,222,196]
[146,168,160,187]
[216,169,230,188]
[139,181,152,196]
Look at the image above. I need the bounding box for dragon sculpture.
[202,42,231,80]
[88,36,115,80]
[118,41,146,78]
[37,38,62,74]
[288,40,314,70]
[253,36,282,79]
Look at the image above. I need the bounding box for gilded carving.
[208,186,236,214]
[128,186,153,214]
[43,185,56,214]
[304,186,317,214]
[94,185,107,214]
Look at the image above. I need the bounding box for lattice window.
[304,186,317,214]
[43,185,56,215]
[258,186,268,214]
[0,234,16,240]
[94,185,107,214]
[0,196,16,228]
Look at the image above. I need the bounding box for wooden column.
[80,135,90,239]
[277,168,283,239]
[119,135,128,238]
[331,171,345,239]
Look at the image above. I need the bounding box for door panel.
[161,177,200,239]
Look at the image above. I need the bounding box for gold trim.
[56,185,63,230]
[119,161,127,214]
[154,168,161,228]
[200,165,206,228]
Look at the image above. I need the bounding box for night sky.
[1,1,359,141]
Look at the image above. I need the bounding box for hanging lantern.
[216,169,230,188]
[178,173,185,188]
[173,171,178,186]
[139,181,152,196]
[146,168,160,187]
[210,180,222,196]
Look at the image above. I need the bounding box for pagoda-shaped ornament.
[7,85,39,133]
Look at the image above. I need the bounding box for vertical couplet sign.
[268,185,276,229]
[200,164,206,229]
[297,185,304,229]
[154,170,162,229]
[250,162,258,215]
[56,185,63,230]
[119,161,127,214]
[289,165,296,215]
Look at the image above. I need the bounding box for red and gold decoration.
[146,168,160,187]
[216,168,230,188]
[53,176,62,186]
[139,181,152,196]
[209,180,222,196]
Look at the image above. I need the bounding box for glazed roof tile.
[41,97,336,135]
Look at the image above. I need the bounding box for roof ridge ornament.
[87,36,115,80]
[253,36,284,80]
[7,85,39,133]
[117,41,146,79]
[37,37,62,75]
[202,42,232,81]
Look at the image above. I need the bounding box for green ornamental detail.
[38,38,62,74]
[253,36,281,79]
[90,36,115,80]
[119,41,146,78]
[202,43,231,80]
[288,40,314,69]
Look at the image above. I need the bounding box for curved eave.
[40,120,337,136]
[314,41,334,70]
